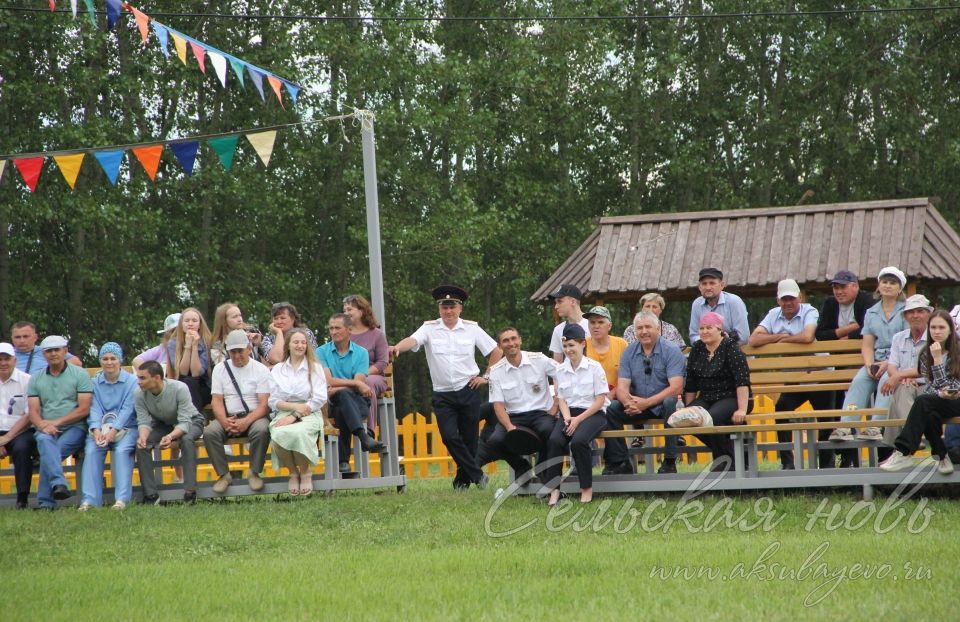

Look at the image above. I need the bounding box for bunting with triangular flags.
[53,153,85,189]
[245,131,277,168]
[209,52,228,88]
[14,157,45,192]
[169,141,199,176]
[132,145,163,181]
[208,135,240,171]
[94,150,124,185]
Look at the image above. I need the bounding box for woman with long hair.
[881,310,960,474]
[210,303,262,366]
[268,328,328,496]
[343,294,389,433]
[166,307,213,411]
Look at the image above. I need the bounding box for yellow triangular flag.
[245,130,277,167]
[172,33,187,65]
[0,159,6,183]
[53,153,85,189]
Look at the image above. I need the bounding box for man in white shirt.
[392,285,501,490]
[548,284,589,362]
[477,327,559,478]
[205,330,272,494]
[0,342,34,509]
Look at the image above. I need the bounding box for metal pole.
[358,110,386,334]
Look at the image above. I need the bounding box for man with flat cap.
[392,284,502,489]
[547,284,590,362]
[688,268,750,345]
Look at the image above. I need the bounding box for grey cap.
[40,335,68,350]
[903,294,933,313]
[225,329,250,351]
[158,313,181,334]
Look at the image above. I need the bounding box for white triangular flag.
[71,0,78,17]
[245,130,277,167]
[209,52,228,88]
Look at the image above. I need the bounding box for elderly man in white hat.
[878,295,934,448]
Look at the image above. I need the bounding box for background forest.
[3,1,960,414]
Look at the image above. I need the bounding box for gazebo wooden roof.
[532,197,960,304]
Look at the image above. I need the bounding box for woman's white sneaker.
[938,455,955,475]
[879,451,913,471]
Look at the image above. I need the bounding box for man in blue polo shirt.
[603,311,686,474]
[27,335,93,509]
[689,268,750,345]
[317,313,385,472]
[11,321,82,374]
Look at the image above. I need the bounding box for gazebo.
[532,197,960,312]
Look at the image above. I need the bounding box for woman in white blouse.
[268,328,328,496]
[543,324,609,506]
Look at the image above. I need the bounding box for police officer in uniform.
[392,285,502,489]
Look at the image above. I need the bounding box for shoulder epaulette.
[462,319,478,325]
[489,359,508,372]
[424,319,441,325]
[527,351,546,360]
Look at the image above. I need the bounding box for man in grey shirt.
[135,361,205,504]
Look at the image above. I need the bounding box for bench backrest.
[741,339,864,396]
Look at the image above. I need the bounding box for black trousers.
[543,408,607,490]
[432,385,484,485]
[329,390,371,464]
[476,408,556,477]
[774,391,836,468]
[688,396,753,464]
[894,393,960,459]
[1,428,36,499]
[602,397,678,466]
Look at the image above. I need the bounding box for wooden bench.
[0,363,406,507]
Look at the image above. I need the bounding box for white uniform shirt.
[268,358,328,413]
[556,356,610,411]
[0,368,31,430]
[411,318,497,392]
[489,351,558,413]
[211,359,272,415]
[549,318,590,356]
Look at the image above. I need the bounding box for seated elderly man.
[0,342,35,509]
[603,311,685,475]
[748,279,824,470]
[205,330,273,494]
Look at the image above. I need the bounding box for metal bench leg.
[324,435,340,481]
[733,434,745,478]
[862,483,874,501]
[377,398,399,477]
[746,434,759,476]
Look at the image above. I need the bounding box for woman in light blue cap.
[78,342,138,510]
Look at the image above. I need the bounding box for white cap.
[0,342,15,357]
[40,335,68,350]
[776,279,801,300]
[878,266,907,288]
[903,294,933,313]
[158,313,181,334]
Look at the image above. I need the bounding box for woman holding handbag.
[268,328,328,496]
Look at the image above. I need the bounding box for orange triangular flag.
[267,75,285,109]
[131,7,150,43]
[245,130,277,167]
[53,153,85,189]
[132,145,163,181]
[172,33,187,65]
[190,42,206,74]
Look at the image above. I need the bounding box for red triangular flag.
[131,145,163,181]
[131,7,150,43]
[267,75,285,109]
[190,42,207,74]
[14,157,45,192]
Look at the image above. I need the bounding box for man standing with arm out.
[689,268,750,345]
[0,342,35,509]
[748,279,824,469]
[319,314,386,473]
[134,361,205,504]
[205,330,273,494]
[392,285,501,489]
[603,312,686,475]
[27,335,92,509]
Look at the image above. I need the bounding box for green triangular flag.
[83,0,96,26]
[208,135,240,171]
[229,59,246,89]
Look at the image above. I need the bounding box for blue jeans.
[945,423,960,450]
[35,426,86,508]
[840,369,892,423]
[80,429,137,506]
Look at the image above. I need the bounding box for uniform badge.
[532,383,542,393]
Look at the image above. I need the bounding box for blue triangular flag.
[152,22,170,58]
[283,82,301,106]
[247,66,265,101]
[170,141,199,176]
[105,0,122,29]
[93,150,124,185]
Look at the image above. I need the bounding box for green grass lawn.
[4,469,955,621]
